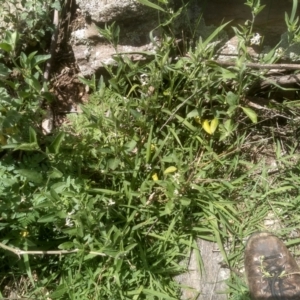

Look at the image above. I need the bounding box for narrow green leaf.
[17,169,43,183]
[124,243,138,253]
[136,0,166,12]
[168,126,183,148]
[47,132,65,154]
[241,106,257,123]
[32,54,51,68]
[0,63,11,78]
[38,213,57,223]
[58,242,75,250]
[151,133,170,162]
[146,125,153,163]
[164,166,177,174]
[49,283,68,299]
[180,197,191,206]
[48,167,63,179]
[25,77,42,92]
[14,142,40,151]
[29,127,37,143]
[226,91,239,106]
[143,288,177,299]
[88,188,119,195]
[50,188,61,202]
[202,21,231,48]
[23,253,35,286]
[174,114,197,132]
[127,84,140,97]
[0,43,12,53]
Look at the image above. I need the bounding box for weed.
[1,0,300,299]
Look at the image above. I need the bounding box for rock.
[72,0,160,76]
[71,27,158,76]
[201,0,297,46]
[71,1,222,77]
[175,239,229,300]
[71,0,300,77]
[76,0,150,23]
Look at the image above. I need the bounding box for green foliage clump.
[1,0,300,299]
[0,0,60,49]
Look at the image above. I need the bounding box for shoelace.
[262,254,297,300]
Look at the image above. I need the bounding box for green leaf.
[124,140,137,153]
[38,213,57,223]
[32,54,51,69]
[17,169,43,183]
[201,21,231,49]
[88,188,119,195]
[226,91,239,106]
[50,188,61,202]
[23,253,35,286]
[290,0,298,23]
[14,142,40,151]
[146,125,154,163]
[186,109,199,119]
[164,166,177,174]
[143,288,177,299]
[8,31,19,51]
[180,197,191,206]
[0,43,12,53]
[136,0,166,12]
[29,127,37,143]
[0,63,11,78]
[25,77,42,92]
[51,0,62,11]
[107,158,120,170]
[58,242,74,250]
[241,106,258,123]
[49,283,68,299]
[48,168,63,179]
[168,126,183,148]
[172,113,197,132]
[47,132,65,154]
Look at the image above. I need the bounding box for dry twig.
[215,60,300,70]
[0,242,106,258]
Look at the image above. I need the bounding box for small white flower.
[108,199,115,206]
[65,210,75,227]
[65,217,74,227]
[250,33,262,46]
[172,172,180,184]
[275,47,284,57]
[140,73,149,86]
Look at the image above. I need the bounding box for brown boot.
[244,232,300,299]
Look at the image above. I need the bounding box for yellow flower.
[152,173,159,181]
[21,230,29,237]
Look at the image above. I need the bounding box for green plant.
[285,0,300,43]
[0,0,60,50]
[0,31,51,148]
[2,0,300,299]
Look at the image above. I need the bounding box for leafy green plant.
[0,0,60,50]
[285,0,300,43]
[1,0,300,299]
[0,30,51,149]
